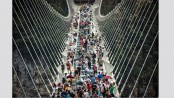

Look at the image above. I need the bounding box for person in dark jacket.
[61,64,65,74]
[88,61,91,69]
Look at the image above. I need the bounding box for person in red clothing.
[81,39,84,46]
[86,81,91,92]
[93,65,97,75]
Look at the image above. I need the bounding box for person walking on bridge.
[110,83,117,97]
[66,61,71,73]
[93,65,97,75]
[61,64,65,74]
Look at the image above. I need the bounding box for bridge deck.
[53,3,120,98]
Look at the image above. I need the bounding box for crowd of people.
[51,4,117,98]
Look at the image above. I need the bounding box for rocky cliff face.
[100,0,122,15]
[13,50,52,97]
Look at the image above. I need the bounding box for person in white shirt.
[84,89,90,98]
[86,77,91,82]
[85,67,89,72]
[80,77,84,83]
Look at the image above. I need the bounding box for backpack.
[61,65,64,70]
[94,66,97,71]
[53,83,56,88]
[92,84,96,89]
[62,77,66,83]
[103,86,106,93]
[93,53,96,58]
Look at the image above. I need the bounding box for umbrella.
[65,86,71,91]
[98,74,103,79]
[68,49,72,52]
[81,22,86,26]
[80,75,86,78]
[67,75,74,79]
[104,76,112,79]
[95,78,99,81]
[91,77,96,83]
[92,81,97,85]
[73,22,78,27]
[84,27,89,30]
[77,81,83,85]
[89,69,93,73]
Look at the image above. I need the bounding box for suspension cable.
[103,0,129,51]
[13,38,41,97]
[29,0,62,63]
[106,0,135,53]
[129,32,158,97]
[111,0,139,72]
[35,0,67,59]
[120,10,158,95]
[39,0,71,54]
[12,66,27,97]
[118,1,158,87]
[143,60,158,98]
[13,17,50,94]
[111,0,141,64]
[13,3,54,89]
[114,0,149,80]
[22,0,60,74]
[23,0,58,75]
[15,0,55,83]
